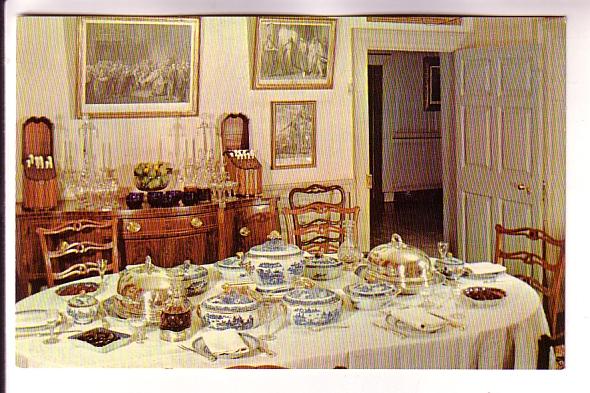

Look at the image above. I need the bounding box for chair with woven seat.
[493,224,565,369]
[36,219,120,288]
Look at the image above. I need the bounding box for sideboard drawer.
[121,213,217,239]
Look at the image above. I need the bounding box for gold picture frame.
[252,17,337,90]
[76,16,200,118]
[271,101,316,169]
[423,56,441,111]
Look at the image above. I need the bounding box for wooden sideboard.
[15,197,279,301]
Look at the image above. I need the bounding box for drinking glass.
[43,310,61,344]
[437,241,449,260]
[258,300,278,341]
[128,316,147,344]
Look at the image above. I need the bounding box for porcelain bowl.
[66,294,99,324]
[303,254,343,281]
[344,281,399,310]
[199,291,260,330]
[462,286,507,307]
[215,256,251,282]
[282,287,342,326]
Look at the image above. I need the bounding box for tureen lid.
[215,256,244,270]
[305,254,343,268]
[366,233,433,284]
[248,231,301,257]
[201,291,259,313]
[346,282,396,298]
[282,288,340,306]
[67,293,98,308]
[168,260,208,280]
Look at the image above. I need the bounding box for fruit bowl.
[133,161,172,191]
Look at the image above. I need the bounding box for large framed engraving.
[76,16,200,118]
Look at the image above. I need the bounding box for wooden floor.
[370,189,443,256]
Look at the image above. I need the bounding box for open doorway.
[368,51,443,256]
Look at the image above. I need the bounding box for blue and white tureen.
[242,231,305,297]
[282,287,342,326]
[199,290,260,330]
[303,254,343,281]
[344,281,399,310]
[215,256,251,282]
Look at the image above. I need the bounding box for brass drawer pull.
[239,226,251,237]
[126,221,141,233]
[190,217,204,228]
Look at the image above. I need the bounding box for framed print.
[423,56,441,111]
[76,16,200,118]
[271,101,316,169]
[253,17,337,90]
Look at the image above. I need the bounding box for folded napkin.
[201,329,249,356]
[387,308,446,332]
[464,262,506,276]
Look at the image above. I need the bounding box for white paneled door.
[454,46,544,264]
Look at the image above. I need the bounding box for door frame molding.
[351,28,467,251]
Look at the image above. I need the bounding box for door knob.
[516,183,531,194]
[239,226,251,237]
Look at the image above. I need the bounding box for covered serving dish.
[303,254,343,281]
[215,256,251,282]
[114,256,172,324]
[362,233,441,294]
[282,287,342,326]
[199,287,260,330]
[344,281,399,310]
[241,231,305,297]
[168,260,209,297]
[66,293,99,324]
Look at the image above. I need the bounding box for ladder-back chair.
[36,219,120,288]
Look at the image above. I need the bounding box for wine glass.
[258,300,279,341]
[437,241,449,261]
[97,259,108,288]
[43,310,61,345]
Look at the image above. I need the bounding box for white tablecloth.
[14,267,549,369]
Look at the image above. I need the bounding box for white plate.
[15,310,64,331]
[191,333,259,360]
[385,314,446,335]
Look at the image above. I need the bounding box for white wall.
[15,16,360,201]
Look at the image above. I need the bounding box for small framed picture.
[76,16,201,118]
[271,101,316,169]
[252,17,337,90]
[423,56,441,111]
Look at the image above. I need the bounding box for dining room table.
[14,262,551,369]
